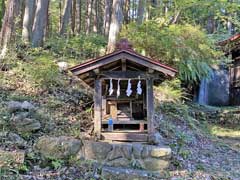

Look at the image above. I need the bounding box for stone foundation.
[81,140,171,172]
[34,137,171,172]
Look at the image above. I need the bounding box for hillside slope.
[0,53,239,180]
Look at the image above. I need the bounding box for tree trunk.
[103,0,111,36]
[96,0,101,34]
[22,0,36,44]
[71,0,76,34]
[206,15,215,34]
[0,0,6,29]
[45,2,50,38]
[75,0,81,33]
[60,0,72,35]
[32,0,49,47]
[0,0,20,58]
[227,20,232,34]
[18,0,25,35]
[85,0,92,34]
[137,0,145,25]
[123,0,129,23]
[107,0,124,53]
[92,0,97,33]
[59,0,62,31]
[227,0,233,34]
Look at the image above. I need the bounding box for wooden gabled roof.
[218,33,240,46]
[69,39,177,86]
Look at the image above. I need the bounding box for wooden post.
[146,78,154,138]
[94,79,102,139]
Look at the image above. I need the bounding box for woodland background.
[0,1,240,179]
[0,0,240,88]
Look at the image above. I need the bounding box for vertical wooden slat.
[146,78,154,137]
[122,59,126,71]
[94,79,102,138]
[130,100,133,118]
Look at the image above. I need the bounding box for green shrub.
[46,33,107,61]
[26,54,61,89]
[154,79,186,103]
[121,22,226,84]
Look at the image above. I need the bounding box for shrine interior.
[101,79,148,132]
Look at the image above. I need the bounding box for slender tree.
[107,0,124,53]
[71,0,76,34]
[206,15,215,34]
[0,0,5,27]
[59,0,62,31]
[32,0,49,47]
[0,0,20,58]
[60,0,72,35]
[103,0,111,36]
[22,0,36,44]
[92,0,97,33]
[226,0,233,34]
[85,0,92,34]
[137,0,145,25]
[123,0,129,24]
[75,0,81,33]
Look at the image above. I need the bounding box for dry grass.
[209,124,240,139]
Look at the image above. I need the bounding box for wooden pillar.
[146,78,154,137]
[94,79,102,139]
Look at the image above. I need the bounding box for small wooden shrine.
[69,39,177,142]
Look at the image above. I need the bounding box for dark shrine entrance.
[101,79,147,132]
[69,39,177,142]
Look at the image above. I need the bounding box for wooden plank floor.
[101,132,148,142]
[102,120,147,125]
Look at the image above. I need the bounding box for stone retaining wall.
[81,140,171,172]
[34,136,171,172]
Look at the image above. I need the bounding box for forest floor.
[0,56,240,180]
[156,103,240,180]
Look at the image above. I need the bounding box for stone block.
[143,158,169,171]
[107,145,124,160]
[132,144,143,159]
[34,136,82,159]
[121,144,133,160]
[106,158,130,167]
[101,166,152,180]
[83,140,112,161]
[150,146,171,158]
[141,145,150,159]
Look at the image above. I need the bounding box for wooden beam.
[146,78,154,137]
[122,53,176,76]
[127,65,143,71]
[72,54,124,75]
[100,71,154,79]
[71,52,176,77]
[94,79,102,139]
[122,59,126,71]
[109,66,121,71]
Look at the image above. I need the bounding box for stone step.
[101,166,164,180]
